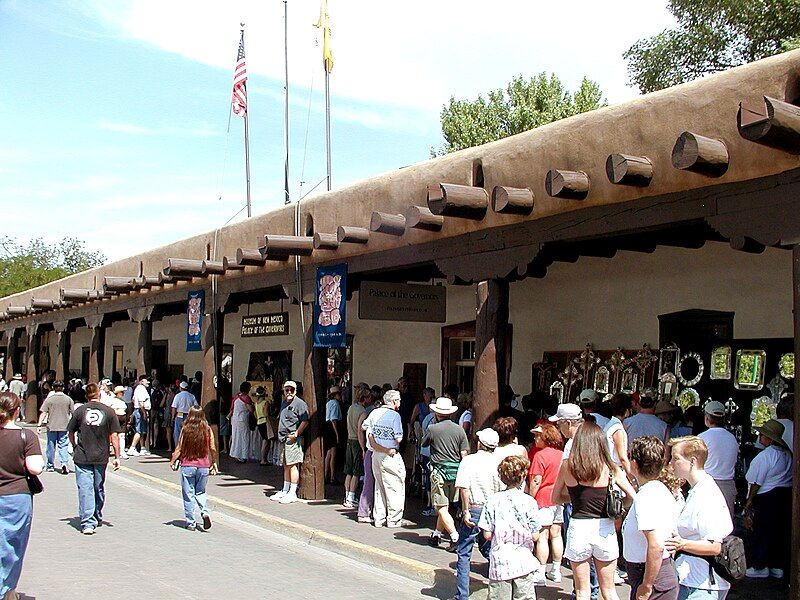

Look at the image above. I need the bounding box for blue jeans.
[173,416,185,446]
[455,506,492,600]
[75,463,107,530]
[46,430,69,469]
[677,586,727,600]
[564,502,599,599]
[0,493,32,596]
[180,466,209,525]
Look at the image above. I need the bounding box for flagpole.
[244,96,252,218]
[283,0,290,206]
[324,68,331,191]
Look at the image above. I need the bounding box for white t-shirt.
[622,480,679,563]
[745,444,792,494]
[133,385,151,410]
[455,450,503,506]
[674,473,733,591]
[698,427,739,480]
[562,438,573,460]
[458,410,473,428]
[363,406,402,451]
[171,390,198,415]
[777,418,794,450]
[624,413,668,447]
[604,417,625,466]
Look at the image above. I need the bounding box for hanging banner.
[314,263,347,348]
[186,290,204,352]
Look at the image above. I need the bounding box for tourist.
[422,395,469,549]
[273,381,309,504]
[457,392,473,437]
[67,383,122,535]
[528,423,565,584]
[229,381,255,463]
[453,427,502,600]
[365,389,405,527]
[253,386,270,465]
[189,371,203,403]
[203,390,221,465]
[357,385,379,523]
[697,401,738,518]
[170,406,218,531]
[414,387,437,517]
[171,380,198,448]
[324,386,343,483]
[0,391,43,600]
[343,385,369,508]
[664,436,733,600]
[622,436,680,600]
[108,386,129,459]
[8,375,24,421]
[492,416,527,463]
[218,379,232,455]
[579,389,609,428]
[36,380,73,474]
[743,419,792,579]
[624,393,668,447]
[409,386,434,433]
[127,375,151,456]
[604,393,632,476]
[775,395,793,450]
[478,455,541,600]
[552,422,636,600]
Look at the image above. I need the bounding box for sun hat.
[12,374,21,380]
[179,381,189,390]
[329,386,341,395]
[283,381,297,390]
[655,400,679,416]
[548,403,582,422]
[430,396,458,415]
[476,428,499,449]
[531,425,544,433]
[755,419,789,450]
[113,385,126,394]
[578,389,599,405]
[703,400,726,417]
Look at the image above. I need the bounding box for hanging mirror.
[678,387,700,412]
[750,395,777,428]
[677,352,704,387]
[779,353,795,380]
[710,346,732,380]
[734,349,767,391]
[659,372,678,402]
[594,366,610,395]
[550,380,565,404]
[620,367,638,394]
[658,344,680,378]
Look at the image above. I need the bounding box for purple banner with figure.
[313,263,347,348]
[186,289,204,351]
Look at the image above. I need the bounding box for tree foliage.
[624,0,800,93]
[0,237,106,297]
[436,73,606,155]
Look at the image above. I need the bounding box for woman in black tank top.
[553,422,636,600]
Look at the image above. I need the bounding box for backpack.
[683,535,746,584]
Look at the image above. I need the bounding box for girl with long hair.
[171,406,218,531]
[553,422,636,600]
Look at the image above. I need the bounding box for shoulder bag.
[20,429,44,495]
[605,477,624,519]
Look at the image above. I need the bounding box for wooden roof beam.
[236,248,267,266]
[672,132,729,176]
[545,170,589,200]
[313,233,340,250]
[262,235,314,257]
[337,226,370,244]
[405,205,444,231]
[164,258,206,277]
[222,257,245,271]
[606,154,653,186]
[7,306,30,315]
[427,183,488,220]
[202,260,226,275]
[738,96,800,153]
[492,186,534,215]
[370,212,406,236]
[61,288,104,302]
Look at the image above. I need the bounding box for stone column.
[473,279,509,433]
[299,317,327,501]
[24,324,40,424]
[53,321,71,382]
[85,315,105,383]
[128,307,154,379]
[4,328,19,382]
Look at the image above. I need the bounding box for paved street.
[17,466,429,600]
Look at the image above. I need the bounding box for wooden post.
[5,329,18,382]
[473,280,509,433]
[791,244,800,594]
[86,317,105,383]
[200,305,225,407]
[25,326,40,423]
[299,320,326,500]
[137,319,152,379]
[53,321,70,382]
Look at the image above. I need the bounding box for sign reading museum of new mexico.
[241,312,289,337]
[358,281,446,323]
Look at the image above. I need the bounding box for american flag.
[231,34,247,117]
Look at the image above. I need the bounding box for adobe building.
[3,48,800,581]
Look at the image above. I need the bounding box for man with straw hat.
[743,419,792,579]
[421,396,469,550]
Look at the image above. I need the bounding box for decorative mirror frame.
[659,372,678,402]
[750,395,777,428]
[677,352,704,387]
[734,349,767,391]
[658,343,680,378]
[594,366,610,395]
[710,346,732,380]
[550,380,565,404]
[779,353,795,380]
[620,367,638,394]
[678,387,701,412]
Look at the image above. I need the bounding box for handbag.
[605,477,624,519]
[20,430,44,495]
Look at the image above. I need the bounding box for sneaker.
[45,466,55,472]
[278,492,298,504]
[746,567,770,579]
[532,568,547,585]
[342,500,357,509]
[769,568,784,578]
[61,465,69,475]
[127,448,139,456]
[422,507,437,517]
[387,519,414,528]
[82,527,95,535]
[546,568,562,584]
[186,522,196,531]
[271,490,287,501]
[202,514,212,531]
[357,516,373,524]
[140,449,150,456]
[428,533,442,547]
[120,452,129,460]
[614,569,626,585]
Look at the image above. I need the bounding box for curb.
[115,465,441,585]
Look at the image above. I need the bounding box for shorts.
[219,414,231,437]
[564,517,618,562]
[430,466,457,508]
[133,410,148,434]
[257,423,268,440]
[323,421,338,451]
[538,504,564,527]
[282,437,304,465]
[344,440,364,476]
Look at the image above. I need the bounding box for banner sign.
[186,290,204,352]
[314,263,347,348]
[241,312,289,337]
[358,281,447,322]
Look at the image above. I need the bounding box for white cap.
[179,381,189,390]
[578,389,599,404]
[548,403,583,422]
[476,428,499,449]
[283,381,297,390]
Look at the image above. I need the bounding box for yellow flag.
[314,0,333,73]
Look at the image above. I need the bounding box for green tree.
[0,237,106,297]
[625,0,800,93]
[436,73,606,155]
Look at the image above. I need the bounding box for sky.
[0,1,675,262]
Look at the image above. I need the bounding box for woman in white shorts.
[553,423,635,600]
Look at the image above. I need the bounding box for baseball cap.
[476,428,499,449]
[578,389,599,405]
[548,403,583,422]
[703,400,726,417]
[283,381,297,390]
[179,381,189,390]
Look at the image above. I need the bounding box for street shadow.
[163,519,189,529]
[17,592,36,599]
[59,516,82,532]
[393,531,440,547]
[419,568,456,598]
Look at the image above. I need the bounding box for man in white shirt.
[697,401,739,518]
[578,389,609,429]
[171,380,198,446]
[364,389,405,527]
[9,374,25,420]
[624,394,668,447]
[128,375,151,456]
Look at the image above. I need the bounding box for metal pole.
[283,0,290,205]
[244,112,252,218]
[324,68,331,191]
